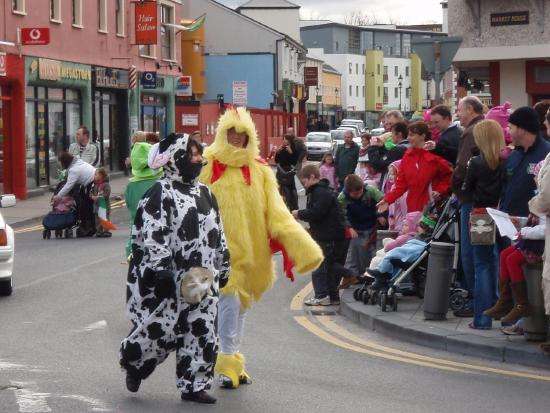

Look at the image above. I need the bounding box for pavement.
[340,288,550,370]
[5,174,550,370]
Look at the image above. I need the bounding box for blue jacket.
[501,136,550,216]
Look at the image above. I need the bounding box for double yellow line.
[293,282,550,382]
[13,200,126,234]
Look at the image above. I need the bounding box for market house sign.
[490,11,529,26]
[30,58,91,81]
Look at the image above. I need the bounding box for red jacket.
[384,148,452,212]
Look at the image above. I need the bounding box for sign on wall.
[21,28,50,45]
[304,67,319,87]
[232,80,248,106]
[182,114,199,126]
[141,71,157,89]
[135,1,157,45]
[33,58,91,81]
[94,67,129,89]
[176,76,192,96]
[490,11,529,27]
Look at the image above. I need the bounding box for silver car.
[305,132,333,161]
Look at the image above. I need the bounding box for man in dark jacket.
[452,96,484,317]
[334,130,360,188]
[424,104,461,165]
[292,164,354,305]
[275,133,305,210]
[502,106,550,216]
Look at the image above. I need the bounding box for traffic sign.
[411,37,462,75]
[21,28,50,45]
[232,80,247,106]
[141,71,157,89]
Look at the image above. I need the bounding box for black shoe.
[125,373,141,393]
[181,390,217,404]
[453,308,474,317]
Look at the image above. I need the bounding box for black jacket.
[432,123,461,166]
[462,155,505,208]
[297,179,346,242]
[366,140,409,173]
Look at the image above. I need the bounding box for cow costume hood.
[151,133,203,183]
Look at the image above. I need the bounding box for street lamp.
[315,86,320,119]
[426,74,432,109]
[398,74,403,111]
[334,87,339,126]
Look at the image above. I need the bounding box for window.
[406,88,410,98]
[377,64,380,75]
[115,0,124,36]
[362,86,365,97]
[356,86,359,97]
[335,41,339,51]
[349,85,352,97]
[362,64,365,75]
[160,4,175,60]
[349,63,352,75]
[394,66,398,76]
[394,88,399,98]
[98,0,107,32]
[356,64,358,75]
[50,0,61,21]
[12,0,25,13]
[72,0,82,27]
[406,66,410,77]
[377,86,380,98]
[383,87,388,104]
[384,66,388,75]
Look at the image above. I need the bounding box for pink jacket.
[384,232,415,252]
[320,163,338,191]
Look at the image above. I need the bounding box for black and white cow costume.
[119,133,229,401]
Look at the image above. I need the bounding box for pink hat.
[402,211,422,233]
[486,101,513,143]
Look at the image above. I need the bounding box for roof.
[299,20,448,36]
[237,0,300,9]
[322,63,340,75]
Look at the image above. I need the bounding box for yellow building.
[365,50,384,112]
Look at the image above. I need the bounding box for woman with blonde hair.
[462,119,506,329]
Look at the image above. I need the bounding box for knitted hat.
[402,211,422,233]
[486,101,512,143]
[508,106,540,135]
[129,142,163,182]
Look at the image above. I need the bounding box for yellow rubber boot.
[235,352,252,384]
[215,353,242,389]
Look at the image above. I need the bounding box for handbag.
[469,208,496,245]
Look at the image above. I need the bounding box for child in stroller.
[42,180,78,239]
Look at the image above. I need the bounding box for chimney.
[441,1,448,33]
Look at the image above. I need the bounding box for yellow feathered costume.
[200,107,323,310]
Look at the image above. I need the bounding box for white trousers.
[218,294,247,354]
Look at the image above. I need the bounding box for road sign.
[141,71,157,89]
[411,37,462,75]
[0,52,6,76]
[232,80,247,106]
[176,76,192,96]
[21,28,50,45]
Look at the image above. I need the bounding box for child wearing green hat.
[124,142,163,258]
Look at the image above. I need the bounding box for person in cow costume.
[199,107,323,389]
[120,133,230,404]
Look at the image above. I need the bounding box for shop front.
[0,53,26,199]
[92,67,129,172]
[25,57,92,189]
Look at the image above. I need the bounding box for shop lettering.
[60,67,91,81]
[490,12,529,26]
[37,58,91,81]
[137,15,155,32]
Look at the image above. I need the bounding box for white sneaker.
[304,296,330,306]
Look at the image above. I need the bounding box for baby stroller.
[354,197,468,312]
[42,181,78,239]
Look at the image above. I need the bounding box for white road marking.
[73,320,107,333]
[61,395,111,412]
[0,360,44,373]
[10,381,51,413]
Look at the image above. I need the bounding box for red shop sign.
[21,28,50,45]
[135,1,157,45]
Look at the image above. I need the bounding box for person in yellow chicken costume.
[199,107,323,389]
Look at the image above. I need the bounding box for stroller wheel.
[65,229,73,238]
[380,293,387,312]
[353,288,363,301]
[370,291,378,305]
[362,289,370,305]
[449,291,466,312]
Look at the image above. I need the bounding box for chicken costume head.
[200,107,323,310]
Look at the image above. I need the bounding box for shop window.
[161,4,175,61]
[115,0,124,36]
[72,0,82,27]
[50,0,61,22]
[98,0,107,33]
[25,100,36,189]
[12,0,25,14]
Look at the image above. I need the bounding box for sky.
[216,0,444,25]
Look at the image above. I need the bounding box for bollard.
[523,264,549,342]
[424,242,455,320]
[376,230,399,252]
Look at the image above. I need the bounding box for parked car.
[0,194,16,296]
[370,127,386,136]
[305,132,333,161]
[341,119,366,133]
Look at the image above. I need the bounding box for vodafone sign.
[21,28,50,45]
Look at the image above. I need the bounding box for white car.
[370,127,386,136]
[341,118,366,133]
[305,132,333,161]
[0,194,16,296]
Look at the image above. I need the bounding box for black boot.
[181,390,217,404]
[125,372,141,393]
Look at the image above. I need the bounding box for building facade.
[450,0,550,107]
[0,0,182,198]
